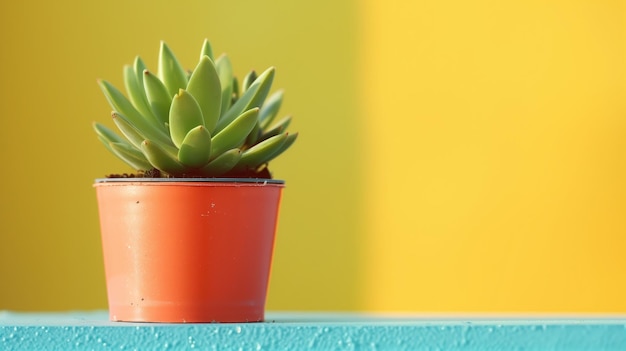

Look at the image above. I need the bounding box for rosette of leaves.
[93,39,297,178]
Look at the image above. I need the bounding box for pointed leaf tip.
[158,41,188,97]
[187,55,222,132]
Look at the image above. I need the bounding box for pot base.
[109,303,264,323]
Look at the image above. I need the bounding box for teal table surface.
[1,311,626,350]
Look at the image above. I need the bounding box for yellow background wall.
[363,0,626,312]
[1,0,625,313]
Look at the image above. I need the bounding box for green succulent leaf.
[111,111,145,149]
[259,116,292,142]
[169,89,205,149]
[94,125,144,172]
[96,135,117,155]
[133,56,148,87]
[200,38,214,62]
[98,79,135,117]
[123,63,154,124]
[210,108,259,160]
[93,122,126,145]
[143,69,172,128]
[110,142,152,170]
[231,76,240,103]
[98,79,171,146]
[93,121,147,170]
[245,67,275,112]
[178,125,212,168]
[130,56,165,128]
[259,90,284,130]
[241,70,257,94]
[234,133,288,172]
[158,41,188,97]
[215,54,234,116]
[187,55,221,133]
[245,121,261,146]
[265,132,298,162]
[199,148,241,176]
[98,79,145,124]
[214,67,275,133]
[141,140,186,176]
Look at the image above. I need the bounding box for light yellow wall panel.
[362,0,626,311]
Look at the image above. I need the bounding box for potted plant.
[92,39,297,323]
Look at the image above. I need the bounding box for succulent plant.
[93,39,297,178]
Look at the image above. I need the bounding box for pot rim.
[94,177,285,185]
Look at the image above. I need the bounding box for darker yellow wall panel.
[0,1,361,311]
[362,0,626,312]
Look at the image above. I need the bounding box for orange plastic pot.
[93,178,284,323]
